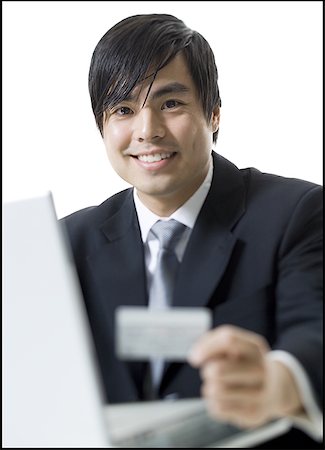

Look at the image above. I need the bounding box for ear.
[210,105,220,133]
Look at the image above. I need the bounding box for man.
[62,14,323,448]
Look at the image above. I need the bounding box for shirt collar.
[134,156,214,243]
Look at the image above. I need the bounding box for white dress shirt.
[133,156,323,440]
[134,158,213,293]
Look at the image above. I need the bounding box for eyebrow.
[124,82,190,103]
[150,82,190,101]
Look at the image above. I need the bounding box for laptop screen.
[3,192,109,447]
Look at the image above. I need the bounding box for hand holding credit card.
[115,307,212,360]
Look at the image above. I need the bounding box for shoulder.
[213,152,322,206]
[61,188,132,229]
[234,167,323,245]
[60,188,133,250]
[212,152,322,218]
[240,166,322,210]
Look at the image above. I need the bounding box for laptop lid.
[3,192,109,447]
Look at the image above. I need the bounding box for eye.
[114,106,133,116]
[162,100,181,110]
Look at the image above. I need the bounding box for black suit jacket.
[62,152,323,443]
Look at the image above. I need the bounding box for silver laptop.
[3,192,291,448]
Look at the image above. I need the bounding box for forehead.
[129,53,196,101]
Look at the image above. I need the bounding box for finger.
[204,397,269,429]
[200,358,266,386]
[188,325,269,367]
[201,380,265,404]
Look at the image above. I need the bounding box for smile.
[137,153,175,163]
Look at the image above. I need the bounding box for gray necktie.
[148,219,186,391]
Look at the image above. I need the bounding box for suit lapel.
[86,190,148,398]
[90,190,148,310]
[162,153,246,390]
[174,152,246,308]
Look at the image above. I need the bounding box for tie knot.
[150,219,186,250]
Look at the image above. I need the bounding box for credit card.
[115,306,212,360]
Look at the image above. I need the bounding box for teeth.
[138,153,173,163]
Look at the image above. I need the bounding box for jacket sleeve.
[274,185,323,410]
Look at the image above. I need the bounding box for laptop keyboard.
[115,408,240,448]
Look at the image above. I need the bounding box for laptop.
[3,192,291,447]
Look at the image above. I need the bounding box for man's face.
[102,53,220,215]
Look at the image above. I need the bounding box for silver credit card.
[115,306,212,360]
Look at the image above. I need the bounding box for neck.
[137,195,186,217]
[137,166,210,217]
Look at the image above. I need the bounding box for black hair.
[89,14,221,142]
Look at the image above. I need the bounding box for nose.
[133,107,165,142]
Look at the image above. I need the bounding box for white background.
[3,1,323,218]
